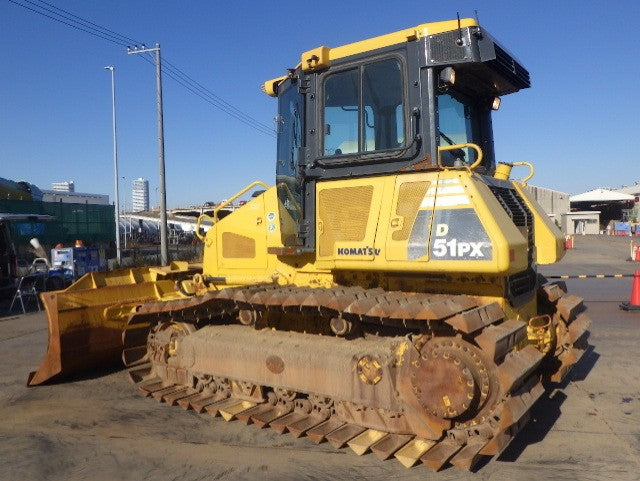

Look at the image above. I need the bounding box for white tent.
[570,189,635,203]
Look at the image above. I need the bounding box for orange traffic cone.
[636,247,640,262]
[620,270,640,311]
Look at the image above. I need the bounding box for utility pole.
[127,43,168,265]
[104,66,121,266]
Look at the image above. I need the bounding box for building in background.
[569,188,635,233]
[0,177,114,250]
[51,181,75,193]
[523,185,570,226]
[613,183,640,222]
[46,181,108,204]
[132,178,149,212]
[42,190,109,205]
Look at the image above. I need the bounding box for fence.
[0,199,115,248]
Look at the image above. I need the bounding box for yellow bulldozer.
[28,18,590,471]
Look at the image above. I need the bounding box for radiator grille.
[222,232,256,258]
[488,185,536,302]
[392,181,430,241]
[489,185,533,261]
[318,185,373,257]
[507,268,537,299]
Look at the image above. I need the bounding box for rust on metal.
[444,302,504,333]
[27,266,194,386]
[420,438,462,471]
[33,274,591,472]
[556,294,584,322]
[356,355,383,385]
[266,355,285,374]
[370,433,412,460]
[474,319,527,361]
[326,424,367,449]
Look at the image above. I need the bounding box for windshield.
[437,90,483,166]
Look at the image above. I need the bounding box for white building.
[42,190,109,205]
[51,181,75,192]
[132,178,149,212]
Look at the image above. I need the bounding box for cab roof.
[263,18,478,96]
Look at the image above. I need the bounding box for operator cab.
[266,18,530,249]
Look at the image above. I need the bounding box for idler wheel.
[148,321,195,361]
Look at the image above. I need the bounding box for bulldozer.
[28,17,590,471]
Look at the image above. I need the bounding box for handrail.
[195,180,271,241]
[437,142,483,170]
[511,161,535,184]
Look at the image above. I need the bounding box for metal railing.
[195,181,271,241]
[437,142,483,170]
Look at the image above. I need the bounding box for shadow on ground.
[497,344,599,464]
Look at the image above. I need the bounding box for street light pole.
[122,176,127,250]
[104,66,121,266]
[127,43,169,265]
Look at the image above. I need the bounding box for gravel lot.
[1,235,639,481]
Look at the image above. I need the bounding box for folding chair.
[9,274,43,314]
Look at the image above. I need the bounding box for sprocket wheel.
[410,337,497,424]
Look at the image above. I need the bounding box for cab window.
[276,79,303,240]
[437,91,481,165]
[323,57,405,157]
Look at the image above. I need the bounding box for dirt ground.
[1,235,639,480]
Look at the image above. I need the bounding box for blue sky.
[1,0,639,208]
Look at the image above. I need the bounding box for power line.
[33,0,140,45]
[8,0,127,46]
[137,53,275,136]
[8,0,276,137]
[161,60,275,133]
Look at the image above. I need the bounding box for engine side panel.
[314,170,528,275]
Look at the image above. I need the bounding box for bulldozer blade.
[27,290,125,386]
[27,266,194,387]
